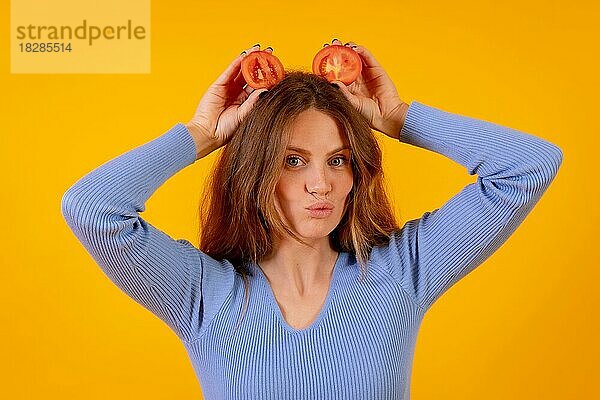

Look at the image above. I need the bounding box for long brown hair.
[198,70,400,330]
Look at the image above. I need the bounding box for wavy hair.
[198,70,400,330]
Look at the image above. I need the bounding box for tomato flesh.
[241,51,285,89]
[312,45,362,85]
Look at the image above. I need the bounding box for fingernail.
[330,82,339,89]
[253,43,260,48]
[332,38,338,42]
[240,50,247,55]
[351,45,358,48]
[258,90,269,99]
[344,42,350,46]
[265,46,273,51]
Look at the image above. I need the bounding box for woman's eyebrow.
[286,146,351,156]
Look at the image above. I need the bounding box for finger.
[332,80,374,124]
[238,88,269,121]
[233,67,245,87]
[331,80,360,110]
[331,38,343,45]
[241,43,261,56]
[214,54,244,86]
[243,83,254,96]
[351,45,381,68]
[233,75,254,96]
[214,44,262,86]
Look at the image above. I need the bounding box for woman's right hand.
[186,44,271,159]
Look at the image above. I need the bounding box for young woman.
[61,39,563,399]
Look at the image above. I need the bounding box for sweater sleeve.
[372,101,563,312]
[60,123,235,343]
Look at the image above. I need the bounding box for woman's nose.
[306,167,332,195]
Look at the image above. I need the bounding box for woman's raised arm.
[60,123,229,343]
[372,101,563,312]
[331,38,563,312]
[61,44,269,342]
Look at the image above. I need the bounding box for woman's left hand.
[327,39,409,140]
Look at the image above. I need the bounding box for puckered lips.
[306,201,334,211]
[306,201,334,218]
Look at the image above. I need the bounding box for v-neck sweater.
[61,100,563,399]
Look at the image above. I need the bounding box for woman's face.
[274,108,354,242]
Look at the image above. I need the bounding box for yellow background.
[2,0,597,399]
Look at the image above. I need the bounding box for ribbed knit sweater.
[61,101,563,399]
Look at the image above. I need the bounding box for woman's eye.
[285,156,303,167]
[330,156,348,167]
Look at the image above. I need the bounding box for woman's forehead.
[287,111,350,148]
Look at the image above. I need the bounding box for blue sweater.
[61,101,563,399]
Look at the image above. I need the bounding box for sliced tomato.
[241,51,285,90]
[312,45,362,85]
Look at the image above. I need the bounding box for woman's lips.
[306,201,334,218]
[307,208,333,218]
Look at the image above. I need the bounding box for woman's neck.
[258,238,338,293]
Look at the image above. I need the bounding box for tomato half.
[241,51,285,90]
[312,45,362,85]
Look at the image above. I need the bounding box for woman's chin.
[294,224,337,240]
